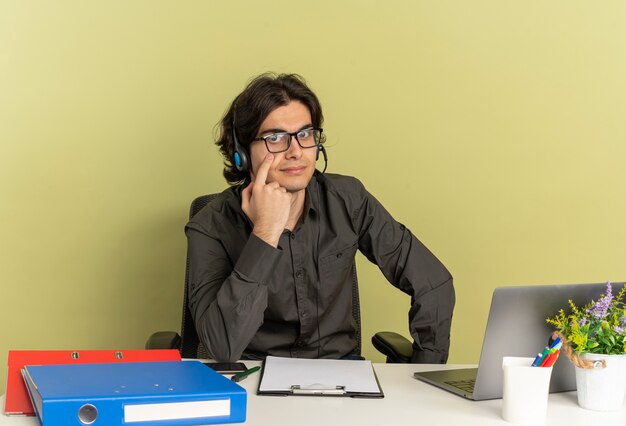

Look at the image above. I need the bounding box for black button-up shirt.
[186,173,454,362]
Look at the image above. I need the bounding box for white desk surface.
[2,362,625,425]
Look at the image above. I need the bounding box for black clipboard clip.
[290,384,347,395]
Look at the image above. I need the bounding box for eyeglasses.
[252,128,323,153]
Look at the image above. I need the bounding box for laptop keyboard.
[445,379,475,393]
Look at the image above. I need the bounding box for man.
[186,73,454,363]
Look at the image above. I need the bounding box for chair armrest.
[371,331,413,363]
[145,331,182,350]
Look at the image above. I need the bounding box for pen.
[532,347,550,367]
[231,366,261,383]
[545,355,559,368]
[540,349,561,367]
[538,346,558,366]
[531,353,543,367]
[539,352,554,367]
[548,336,561,349]
[543,350,560,368]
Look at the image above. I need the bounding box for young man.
[186,73,454,363]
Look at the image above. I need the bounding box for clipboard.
[257,356,384,398]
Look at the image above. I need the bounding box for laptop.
[414,282,620,400]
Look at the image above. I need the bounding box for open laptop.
[414,282,620,400]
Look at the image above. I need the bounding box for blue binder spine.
[22,361,246,426]
[34,393,245,425]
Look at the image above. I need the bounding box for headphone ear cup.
[231,124,249,173]
[233,148,249,172]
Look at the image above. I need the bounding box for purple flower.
[587,282,613,319]
[620,315,626,327]
[614,326,625,334]
[579,317,588,327]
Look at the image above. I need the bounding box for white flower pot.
[575,353,626,411]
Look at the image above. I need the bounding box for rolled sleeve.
[409,277,455,363]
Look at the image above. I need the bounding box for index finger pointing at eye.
[254,153,274,185]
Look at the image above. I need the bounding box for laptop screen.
[473,282,615,399]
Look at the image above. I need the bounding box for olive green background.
[1,1,625,393]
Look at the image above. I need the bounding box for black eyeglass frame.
[252,128,324,153]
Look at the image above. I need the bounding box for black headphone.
[316,144,328,173]
[232,119,250,173]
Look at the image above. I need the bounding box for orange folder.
[4,349,181,416]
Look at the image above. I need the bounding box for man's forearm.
[187,230,282,361]
[409,277,455,364]
[192,274,268,362]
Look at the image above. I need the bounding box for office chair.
[146,194,413,363]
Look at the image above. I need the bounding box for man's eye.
[297,129,311,139]
[266,134,281,143]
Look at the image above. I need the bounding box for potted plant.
[547,281,626,411]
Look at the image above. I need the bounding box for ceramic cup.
[502,356,553,425]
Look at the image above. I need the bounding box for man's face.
[248,101,318,193]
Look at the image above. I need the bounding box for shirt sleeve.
[185,222,282,362]
[349,178,455,363]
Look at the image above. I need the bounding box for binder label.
[124,399,231,422]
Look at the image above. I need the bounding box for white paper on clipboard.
[258,356,383,396]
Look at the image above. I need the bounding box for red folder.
[4,349,181,416]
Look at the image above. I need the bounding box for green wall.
[1,1,625,393]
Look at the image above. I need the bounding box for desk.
[2,363,625,425]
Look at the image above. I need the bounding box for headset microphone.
[316,144,328,174]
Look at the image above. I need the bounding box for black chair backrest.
[179,194,218,358]
[179,194,362,359]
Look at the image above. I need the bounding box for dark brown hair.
[215,73,325,185]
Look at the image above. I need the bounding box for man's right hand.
[241,154,292,247]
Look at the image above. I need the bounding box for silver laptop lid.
[473,282,617,400]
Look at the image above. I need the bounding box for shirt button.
[336,252,342,259]
[290,233,296,240]
[295,270,303,278]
